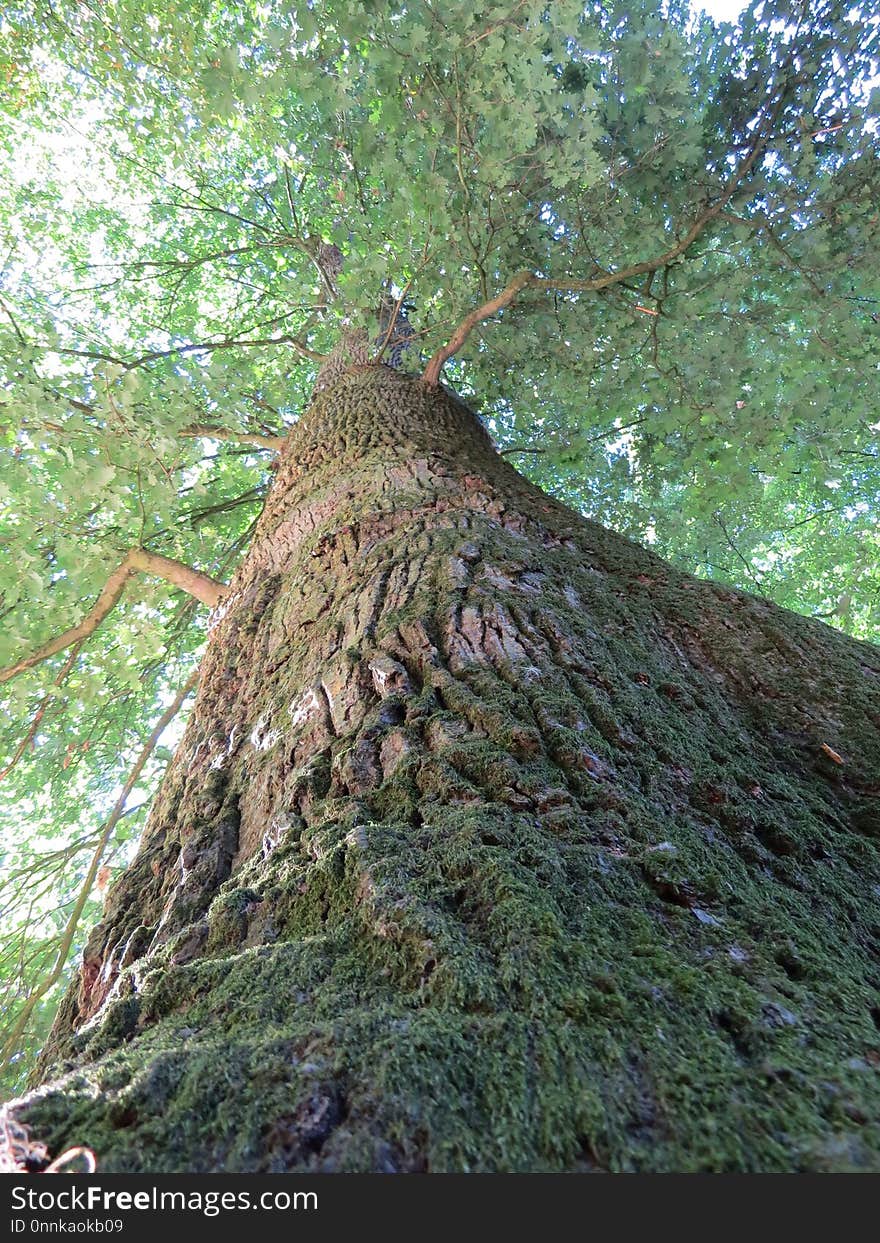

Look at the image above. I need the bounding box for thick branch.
[127,549,227,606]
[179,425,285,452]
[423,109,778,386]
[422,270,533,386]
[0,551,227,686]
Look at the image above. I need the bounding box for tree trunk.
[7,366,880,1172]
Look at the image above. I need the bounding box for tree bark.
[6,366,880,1172]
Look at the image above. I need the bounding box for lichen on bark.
[6,366,880,1172]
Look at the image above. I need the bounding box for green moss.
[206,888,263,951]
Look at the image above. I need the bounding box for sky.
[695,0,748,19]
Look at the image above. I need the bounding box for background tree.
[0,0,878,1172]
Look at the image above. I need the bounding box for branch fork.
[0,551,227,685]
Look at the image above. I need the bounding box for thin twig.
[0,644,83,783]
[0,671,199,1071]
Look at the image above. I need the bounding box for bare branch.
[0,293,27,345]
[0,670,199,1072]
[127,549,227,606]
[121,329,327,369]
[2,395,285,453]
[423,270,533,386]
[713,512,766,596]
[53,330,326,371]
[0,551,227,686]
[179,425,285,451]
[422,105,780,386]
[373,283,413,365]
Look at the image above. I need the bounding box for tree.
[0,0,878,1172]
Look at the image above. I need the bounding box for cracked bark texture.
[7,366,880,1172]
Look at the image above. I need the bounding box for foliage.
[0,0,877,1090]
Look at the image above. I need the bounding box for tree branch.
[0,670,199,1072]
[423,106,780,386]
[2,398,285,453]
[0,644,82,783]
[422,270,533,386]
[179,425,285,451]
[0,551,227,686]
[127,549,227,606]
[53,330,326,372]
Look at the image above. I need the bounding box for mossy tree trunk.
[8,367,880,1172]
